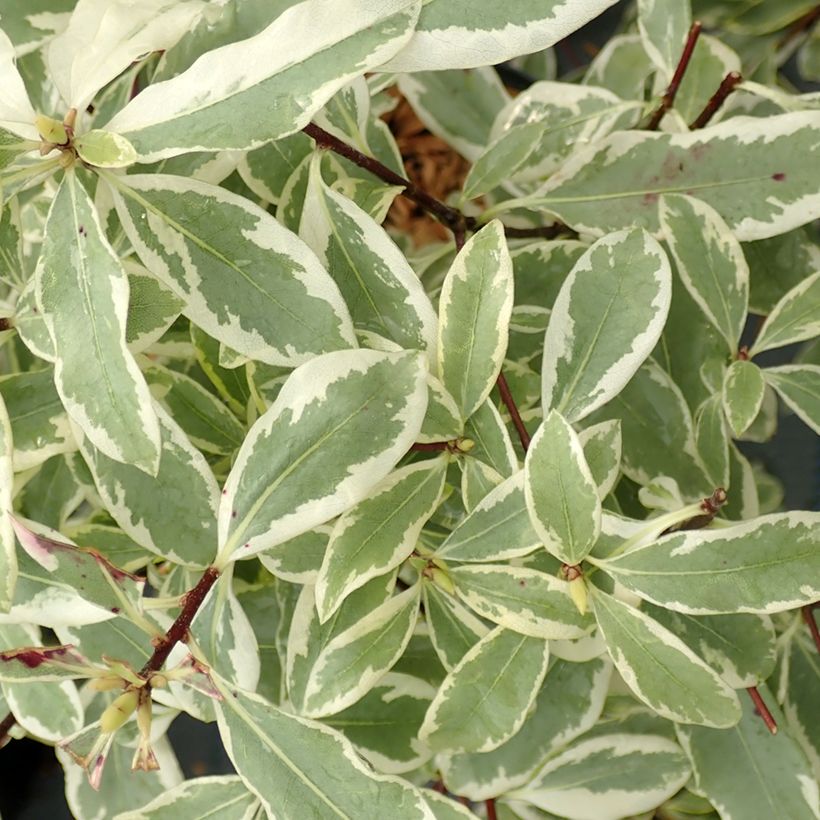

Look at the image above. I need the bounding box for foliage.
[0,1,818,818]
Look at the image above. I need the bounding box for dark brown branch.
[802,604,820,653]
[777,4,820,50]
[496,372,531,452]
[689,72,743,129]
[0,712,16,749]
[747,686,778,734]
[645,22,703,131]
[410,441,450,452]
[140,566,220,676]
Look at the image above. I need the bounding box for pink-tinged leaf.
[0,644,96,681]
[11,517,144,615]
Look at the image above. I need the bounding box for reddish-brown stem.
[0,712,16,749]
[689,72,743,129]
[747,686,778,734]
[645,22,703,130]
[777,5,820,50]
[802,604,820,653]
[140,566,220,676]
[410,441,449,452]
[496,372,531,452]
[0,317,10,332]
[486,798,498,820]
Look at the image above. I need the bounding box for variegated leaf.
[695,394,730,489]
[590,585,741,727]
[593,512,820,614]
[36,171,161,474]
[525,411,601,565]
[637,0,691,78]
[578,420,622,500]
[764,364,820,434]
[106,1,422,161]
[0,392,14,611]
[722,359,766,437]
[316,458,447,622]
[422,581,488,672]
[218,349,427,562]
[0,29,38,139]
[107,172,356,366]
[437,220,513,421]
[750,271,820,356]
[541,228,671,423]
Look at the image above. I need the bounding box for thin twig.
[746,686,778,734]
[802,604,820,653]
[496,372,531,452]
[777,4,820,50]
[645,22,703,130]
[410,442,449,452]
[486,798,498,820]
[689,72,743,129]
[0,712,16,749]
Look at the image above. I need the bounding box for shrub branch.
[689,72,743,129]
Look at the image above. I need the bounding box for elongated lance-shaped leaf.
[750,271,820,356]
[299,154,438,363]
[659,194,750,354]
[107,172,356,366]
[116,775,259,820]
[35,171,161,474]
[722,359,765,437]
[435,471,540,563]
[106,0,422,161]
[511,732,691,820]
[764,364,820,434]
[381,0,619,71]
[450,564,594,640]
[215,684,434,820]
[593,512,820,614]
[677,686,819,820]
[695,393,730,489]
[590,585,741,727]
[76,402,220,569]
[11,517,145,617]
[637,0,691,78]
[442,657,612,800]
[523,112,820,241]
[541,228,671,423]
[218,349,427,562]
[302,584,421,718]
[316,458,447,622]
[419,626,550,753]
[578,420,622,500]
[422,581,488,672]
[525,410,601,565]
[0,392,14,611]
[437,220,513,421]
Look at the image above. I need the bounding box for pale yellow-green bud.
[99,689,139,733]
[569,577,589,616]
[430,567,456,596]
[35,115,68,146]
[457,438,475,453]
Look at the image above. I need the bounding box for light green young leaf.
[525,410,601,565]
[115,775,259,820]
[524,112,820,241]
[322,672,436,775]
[441,657,612,800]
[422,581,488,672]
[299,154,437,362]
[215,685,433,819]
[590,585,741,727]
[436,471,540,563]
[46,0,204,112]
[36,171,161,474]
[74,130,137,168]
[450,564,593,640]
[677,686,819,820]
[419,626,550,754]
[302,584,421,718]
[764,364,820,434]
[722,359,765,437]
[637,0,691,78]
[659,194,749,353]
[578,420,622,500]
[107,172,356,366]
[695,393,730,488]
[437,220,513,421]
[511,733,691,820]
[218,349,427,562]
[541,228,672,423]
[643,604,776,689]
[316,458,447,622]
[749,271,820,356]
[594,512,820,614]
[106,1,422,161]
[381,0,620,71]
[0,392,14,611]
[76,402,220,568]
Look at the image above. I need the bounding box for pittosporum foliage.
[0,1,818,818]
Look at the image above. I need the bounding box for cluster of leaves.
[0,0,818,818]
